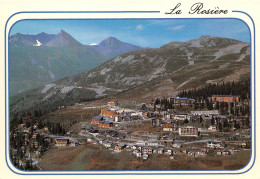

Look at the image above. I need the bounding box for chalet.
[163,123,174,131]
[101,109,117,118]
[173,150,181,155]
[143,153,149,160]
[103,141,112,148]
[147,142,158,147]
[158,148,164,154]
[67,130,73,135]
[242,128,250,133]
[241,141,247,148]
[191,110,219,116]
[207,141,225,149]
[161,135,174,143]
[136,152,142,158]
[87,138,94,142]
[32,133,37,139]
[115,143,126,151]
[182,149,187,154]
[188,151,195,157]
[173,142,181,148]
[114,115,121,122]
[163,123,177,131]
[229,148,238,154]
[131,145,137,150]
[153,149,158,154]
[211,95,240,103]
[174,97,195,105]
[114,114,133,122]
[222,151,230,155]
[108,101,118,108]
[136,140,146,146]
[142,147,149,154]
[44,127,49,132]
[18,124,26,128]
[98,121,113,128]
[55,138,70,147]
[178,126,199,137]
[147,147,153,154]
[144,110,154,117]
[91,116,104,124]
[71,141,79,147]
[208,125,217,131]
[165,149,172,155]
[173,114,190,121]
[216,151,222,155]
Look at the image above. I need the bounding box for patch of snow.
[212,42,248,61]
[121,55,135,63]
[48,71,55,79]
[245,47,250,54]
[61,86,75,93]
[85,86,122,96]
[100,68,111,75]
[41,83,56,93]
[114,56,122,63]
[236,54,246,62]
[152,64,166,75]
[86,87,106,96]
[140,54,146,57]
[187,52,193,60]
[33,39,42,47]
[148,56,157,63]
[43,90,57,101]
[38,65,45,71]
[188,40,203,48]
[89,43,98,46]
[219,63,229,68]
[207,40,216,47]
[189,61,194,65]
[154,57,165,65]
[121,76,146,85]
[87,72,94,78]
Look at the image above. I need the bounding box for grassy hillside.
[9,36,251,113]
[9,45,106,96]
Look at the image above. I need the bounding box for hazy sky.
[10,19,250,48]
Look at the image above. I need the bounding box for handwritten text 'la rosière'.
[165,2,228,15]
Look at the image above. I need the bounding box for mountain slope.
[9,31,144,96]
[10,36,250,113]
[90,37,142,59]
[9,30,106,96]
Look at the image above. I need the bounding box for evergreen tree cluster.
[178,79,250,102]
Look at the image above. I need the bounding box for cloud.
[89,43,98,46]
[166,25,185,31]
[136,24,144,30]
